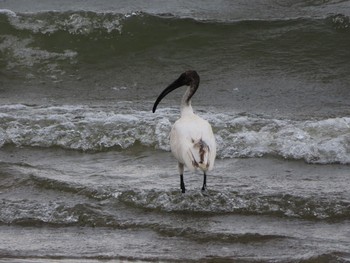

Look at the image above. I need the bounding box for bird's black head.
[178,70,200,86]
[152,70,200,113]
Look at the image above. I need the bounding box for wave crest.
[1,189,348,226]
[331,14,350,30]
[2,10,130,35]
[115,189,350,220]
[1,104,350,164]
[214,115,350,164]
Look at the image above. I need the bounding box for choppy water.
[1,0,350,262]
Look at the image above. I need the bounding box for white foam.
[0,35,77,71]
[0,9,16,17]
[6,11,125,35]
[0,104,349,164]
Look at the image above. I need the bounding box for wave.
[0,195,287,243]
[1,9,349,35]
[0,199,117,228]
[0,10,349,71]
[0,104,350,164]
[1,188,348,227]
[118,189,350,221]
[0,164,349,223]
[299,252,350,263]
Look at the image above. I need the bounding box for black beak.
[152,73,188,113]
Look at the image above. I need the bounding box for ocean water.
[0,0,350,262]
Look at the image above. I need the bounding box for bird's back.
[170,112,216,172]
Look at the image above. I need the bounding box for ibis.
[152,70,216,193]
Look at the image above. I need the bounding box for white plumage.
[152,70,216,193]
[170,107,216,172]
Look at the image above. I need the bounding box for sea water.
[0,0,350,262]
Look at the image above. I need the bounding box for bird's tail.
[188,138,210,171]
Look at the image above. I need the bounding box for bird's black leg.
[178,163,185,193]
[180,174,186,193]
[201,172,207,192]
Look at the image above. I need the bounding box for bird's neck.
[180,102,193,116]
[180,86,195,116]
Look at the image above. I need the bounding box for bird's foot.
[181,185,186,194]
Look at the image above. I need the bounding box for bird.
[152,70,216,193]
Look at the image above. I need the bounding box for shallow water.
[1,0,350,262]
[0,146,349,262]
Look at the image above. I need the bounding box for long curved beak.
[152,74,186,113]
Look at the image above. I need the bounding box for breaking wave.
[0,104,350,164]
[1,10,349,72]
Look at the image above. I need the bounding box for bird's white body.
[170,105,216,173]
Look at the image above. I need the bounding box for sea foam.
[0,104,349,164]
